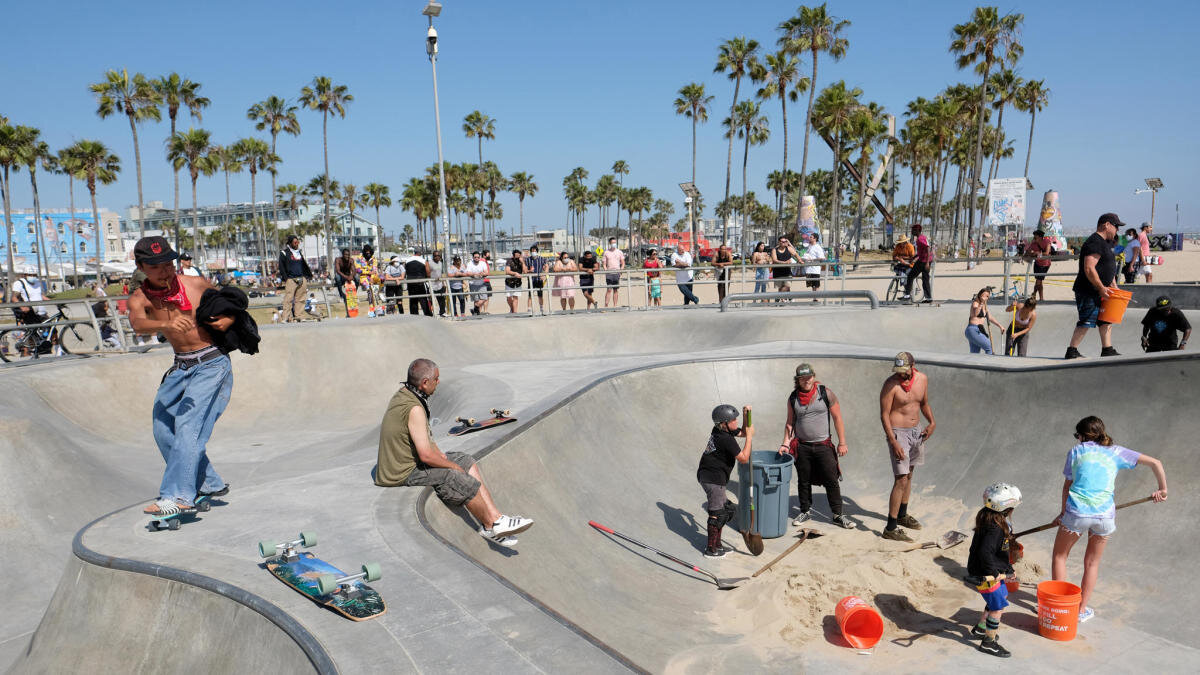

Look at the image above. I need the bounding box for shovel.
[897,529,968,553]
[752,528,823,577]
[1012,496,1155,539]
[741,443,765,556]
[588,520,749,590]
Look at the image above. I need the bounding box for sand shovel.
[897,529,968,553]
[752,528,824,577]
[741,452,765,556]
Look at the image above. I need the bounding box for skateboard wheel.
[466,418,476,425]
[258,540,278,558]
[300,531,317,547]
[317,574,338,595]
[150,520,161,531]
[167,519,181,531]
[196,500,211,512]
[362,562,382,582]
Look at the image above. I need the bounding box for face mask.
[608,244,616,250]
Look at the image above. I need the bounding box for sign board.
[987,178,1028,228]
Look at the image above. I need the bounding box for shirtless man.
[879,351,936,542]
[127,237,235,517]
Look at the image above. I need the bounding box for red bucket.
[834,596,884,649]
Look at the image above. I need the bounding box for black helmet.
[711,404,739,425]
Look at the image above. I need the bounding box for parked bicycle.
[0,304,100,363]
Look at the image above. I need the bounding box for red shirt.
[1027,237,1052,264]
[915,235,933,263]
[643,259,661,279]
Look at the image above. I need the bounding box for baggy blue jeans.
[152,354,232,505]
[678,282,699,305]
[965,324,993,354]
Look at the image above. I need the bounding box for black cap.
[180,252,193,261]
[133,236,179,265]
[1097,212,1126,229]
[1156,296,1172,308]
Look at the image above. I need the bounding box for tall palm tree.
[611,160,629,232]
[167,128,218,266]
[247,95,302,226]
[463,111,495,248]
[811,80,863,248]
[779,3,850,232]
[951,6,1024,259]
[214,144,242,223]
[674,82,714,254]
[66,140,120,270]
[338,182,365,249]
[847,102,888,258]
[90,69,162,238]
[233,137,277,278]
[482,162,507,254]
[593,174,617,234]
[725,100,770,247]
[986,68,1023,182]
[298,76,353,270]
[757,50,809,234]
[508,171,537,239]
[1014,79,1049,179]
[0,121,24,290]
[363,183,391,252]
[714,36,761,244]
[15,127,56,279]
[155,73,209,249]
[56,147,85,286]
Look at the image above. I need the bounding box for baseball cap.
[893,351,915,375]
[794,363,815,378]
[133,236,179,265]
[1097,212,1126,229]
[180,252,193,261]
[1156,296,1172,308]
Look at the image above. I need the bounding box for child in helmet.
[695,404,754,558]
[967,482,1021,658]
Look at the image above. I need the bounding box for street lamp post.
[1135,178,1164,227]
[424,0,451,272]
[679,182,699,259]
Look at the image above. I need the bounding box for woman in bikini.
[966,287,1005,354]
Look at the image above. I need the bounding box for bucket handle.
[763,466,782,488]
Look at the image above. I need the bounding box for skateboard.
[148,495,211,531]
[344,281,359,317]
[448,408,517,436]
[259,532,386,621]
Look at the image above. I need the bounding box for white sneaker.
[491,515,534,537]
[479,527,518,547]
[792,511,811,526]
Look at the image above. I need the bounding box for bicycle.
[885,265,924,304]
[0,304,100,363]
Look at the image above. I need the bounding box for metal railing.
[721,290,879,311]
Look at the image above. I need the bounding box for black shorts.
[579,274,595,290]
[1033,263,1050,279]
[805,273,820,289]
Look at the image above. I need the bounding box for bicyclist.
[127,236,237,519]
[892,234,916,298]
[10,270,49,325]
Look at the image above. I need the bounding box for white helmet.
[983,483,1022,512]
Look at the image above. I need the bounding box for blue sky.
[3,0,1197,237]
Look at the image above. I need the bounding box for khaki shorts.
[889,427,925,476]
[403,451,481,506]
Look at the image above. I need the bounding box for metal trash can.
[736,450,793,539]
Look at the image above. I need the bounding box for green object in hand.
[744,409,752,427]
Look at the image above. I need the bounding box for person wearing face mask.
[464,251,490,315]
[879,351,936,543]
[375,358,534,546]
[552,252,577,310]
[601,237,625,308]
[1065,213,1123,359]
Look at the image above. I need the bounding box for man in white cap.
[879,351,935,542]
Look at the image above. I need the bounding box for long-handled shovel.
[742,452,765,556]
[896,529,968,553]
[588,520,748,591]
[1013,496,1154,539]
[752,528,823,577]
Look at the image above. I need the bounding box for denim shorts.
[1060,510,1116,537]
[1074,292,1109,328]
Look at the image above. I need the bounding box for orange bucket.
[835,596,884,649]
[347,307,359,318]
[1006,577,1020,593]
[1037,580,1082,641]
[1097,288,1132,324]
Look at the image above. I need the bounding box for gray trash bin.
[736,450,793,539]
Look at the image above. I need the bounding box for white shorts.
[506,289,522,298]
[1059,511,1116,537]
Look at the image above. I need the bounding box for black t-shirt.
[772,246,793,277]
[1072,232,1116,299]
[1142,308,1191,349]
[404,259,428,280]
[505,258,525,288]
[967,520,1014,578]
[579,256,597,276]
[696,426,741,485]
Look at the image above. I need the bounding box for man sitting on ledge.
[376,358,533,546]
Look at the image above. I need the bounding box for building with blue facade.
[1,209,121,274]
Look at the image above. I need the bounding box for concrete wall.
[1127,282,1200,310]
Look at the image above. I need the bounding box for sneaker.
[703,546,728,558]
[1100,347,1120,357]
[881,528,914,543]
[977,636,1011,658]
[792,511,811,526]
[491,515,534,537]
[1064,346,1084,359]
[199,484,230,498]
[1078,606,1095,623]
[970,624,988,638]
[831,514,855,529]
[478,528,518,547]
[900,294,911,300]
[143,499,187,516]
[897,514,922,530]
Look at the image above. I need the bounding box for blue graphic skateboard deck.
[265,551,386,621]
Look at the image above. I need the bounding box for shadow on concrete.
[656,502,706,553]
[448,507,518,557]
[875,594,977,649]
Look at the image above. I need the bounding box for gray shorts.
[606,273,621,287]
[700,482,728,512]
[404,451,481,506]
[890,427,925,476]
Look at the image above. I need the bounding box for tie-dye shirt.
[1062,442,1140,518]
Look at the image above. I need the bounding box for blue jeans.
[754,268,768,294]
[965,324,993,354]
[152,354,232,504]
[678,282,699,305]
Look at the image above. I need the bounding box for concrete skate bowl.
[424,354,1199,672]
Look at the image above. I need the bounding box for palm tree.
[155,74,209,249]
[779,3,850,232]
[463,111,495,248]
[508,171,537,239]
[951,6,1024,259]
[482,162,507,253]
[847,102,888,258]
[338,183,364,249]
[674,82,714,254]
[89,69,162,238]
[986,68,1023,182]
[276,182,306,229]
[65,140,120,270]
[362,183,391,252]
[248,95,302,226]
[167,128,218,266]
[0,121,24,290]
[18,128,57,279]
[233,137,277,278]
[811,80,863,248]
[611,160,629,232]
[298,76,353,271]
[714,36,761,244]
[56,147,84,286]
[214,144,243,223]
[724,100,770,249]
[1014,79,1049,180]
[757,51,808,234]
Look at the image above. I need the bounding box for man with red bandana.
[127,236,235,517]
[878,351,936,542]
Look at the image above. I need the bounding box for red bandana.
[900,369,918,392]
[795,381,822,406]
[141,275,193,310]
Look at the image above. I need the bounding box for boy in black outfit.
[696,404,754,558]
[1141,296,1191,352]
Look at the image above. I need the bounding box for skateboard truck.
[490,408,510,417]
[317,563,382,597]
[258,531,317,563]
[456,416,476,425]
